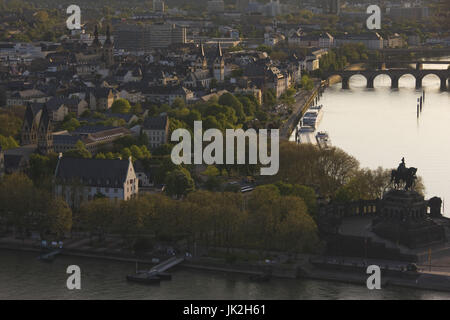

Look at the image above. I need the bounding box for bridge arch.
[348,74,367,88]
[372,73,392,88]
[397,73,417,88]
[420,73,442,89]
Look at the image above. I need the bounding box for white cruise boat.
[315,131,331,149]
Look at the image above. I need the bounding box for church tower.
[37,105,53,155]
[21,104,39,145]
[103,25,114,67]
[193,42,207,71]
[213,42,224,82]
[91,25,102,54]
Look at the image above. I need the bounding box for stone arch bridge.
[327,69,450,91]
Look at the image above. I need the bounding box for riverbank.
[280,81,323,139]
[3,240,450,293]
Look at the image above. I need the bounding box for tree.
[130,103,143,114]
[64,140,92,158]
[219,93,245,122]
[111,98,131,114]
[28,153,58,187]
[62,118,80,132]
[79,198,117,242]
[35,195,72,239]
[0,112,22,137]
[165,167,195,198]
[300,75,314,90]
[172,97,185,109]
[274,142,360,197]
[0,173,35,238]
[0,135,19,150]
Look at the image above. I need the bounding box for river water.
[315,59,450,216]
[1,60,450,300]
[1,250,450,299]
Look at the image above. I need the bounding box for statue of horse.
[391,167,417,191]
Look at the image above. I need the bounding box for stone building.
[142,115,169,149]
[54,156,139,208]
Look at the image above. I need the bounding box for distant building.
[53,126,132,156]
[143,86,194,105]
[86,87,116,111]
[387,6,429,21]
[114,23,186,51]
[207,0,225,14]
[142,115,169,149]
[54,157,139,207]
[153,0,165,12]
[322,0,340,15]
[236,0,250,13]
[335,32,383,50]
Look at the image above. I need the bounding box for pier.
[38,250,62,262]
[126,256,184,284]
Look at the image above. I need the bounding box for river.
[314,59,450,216]
[1,250,450,299]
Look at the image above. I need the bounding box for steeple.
[216,41,222,58]
[213,42,224,82]
[199,41,205,57]
[91,25,101,48]
[37,105,53,155]
[104,25,113,47]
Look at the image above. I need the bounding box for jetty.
[38,249,62,262]
[126,256,184,285]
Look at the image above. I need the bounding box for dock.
[126,256,184,285]
[38,250,62,262]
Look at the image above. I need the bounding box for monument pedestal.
[372,190,446,249]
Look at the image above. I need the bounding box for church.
[21,104,53,155]
[184,42,225,89]
[74,24,114,70]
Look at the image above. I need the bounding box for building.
[207,0,225,14]
[322,0,340,15]
[387,6,429,21]
[86,87,116,111]
[54,156,139,207]
[153,0,165,12]
[143,86,194,105]
[335,32,383,50]
[53,126,132,156]
[114,23,186,52]
[21,104,53,154]
[142,115,169,149]
[319,32,334,48]
[6,89,49,107]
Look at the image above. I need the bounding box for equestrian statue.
[390,157,418,191]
